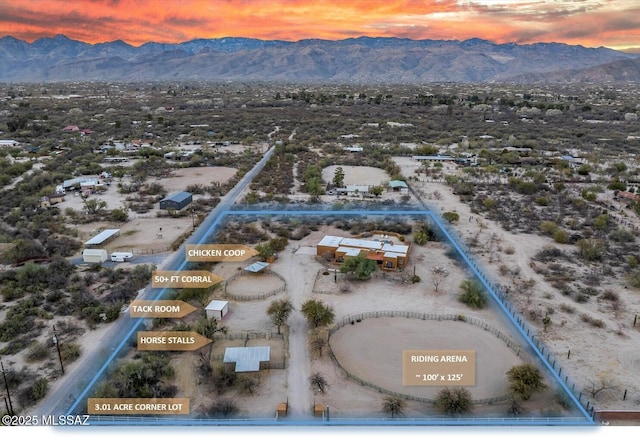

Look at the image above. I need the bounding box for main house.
[316,235,410,271]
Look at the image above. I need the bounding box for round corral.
[329,316,524,401]
[224,272,286,300]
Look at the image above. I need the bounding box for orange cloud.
[0,0,638,50]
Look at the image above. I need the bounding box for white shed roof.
[82,248,107,256]
[244,261,270,273]
[205,300,228,311]
[85,229,120,246]
[223,346,270,372]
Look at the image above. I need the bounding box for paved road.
[33,145,275,417]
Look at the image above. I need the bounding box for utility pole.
[52,325,65,375]
[1,361,14,416]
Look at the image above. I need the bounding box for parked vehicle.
[110,252,133,262]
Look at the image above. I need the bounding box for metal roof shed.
[159,191,192,211]
[85,229,120,247]
[244,261,270,273]
[389,180,408,189]
[223,346,270,372]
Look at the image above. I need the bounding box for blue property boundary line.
[66,207,595,426]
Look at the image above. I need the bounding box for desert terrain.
[61,166,237,254]
[12,160,639,425]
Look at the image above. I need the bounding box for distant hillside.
[0,34,637,83]
[508,57,640,84]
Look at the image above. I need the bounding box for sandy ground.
[393,158,640,415]
[321,165,390,186]
[171,159,640,421]
[60,166,237,254]
[158,219,578,421]
[18,159,640,425]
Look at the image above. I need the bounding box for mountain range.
[1,34,639,84]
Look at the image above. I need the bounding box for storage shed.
[159,191,192,211]
[389,180,409,193]
[82,248,108,263]
[205,300,229,320]
[85,229,120,248]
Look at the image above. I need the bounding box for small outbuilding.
[244,261,270,273]
[389,180,409,193]
[205,300,229,320]
[159,191,192,211]
[82,248,108,263]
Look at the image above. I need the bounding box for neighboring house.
[0,140,20,147]
[40,194,65,208]
[615,191,640,203]
[317,235,410,271]
[336,184,370,197]
[412,155,454,162]
[63,177,94,190]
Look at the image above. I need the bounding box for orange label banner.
[185,244,259,262]
[151,271,223,288]
[129,300,198,318]
[137,331,212,351]
[88,398,189,415]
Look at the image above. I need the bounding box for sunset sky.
[1,0,639,51]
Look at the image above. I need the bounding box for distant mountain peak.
[0,34,635,83]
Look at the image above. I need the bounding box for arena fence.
[327,311,523,405]
[223,269,287,301]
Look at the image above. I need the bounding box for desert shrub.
[574,293,589,303]
[576,239,603,261]
[31,378,49,400]
[559,304,576,314]
[506,364,547,400]
[534,247,563,262]
[458,280,487,309]
[442,211,460,223]
[581,313,605,328]
[434,387,473,415]
[610,228,635,243]
[553,229,569,244]
[60,342,81,364]
[535,196,550,206]
[601,290,619,302]
[207,398,239,417]
[25,341,50,362]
